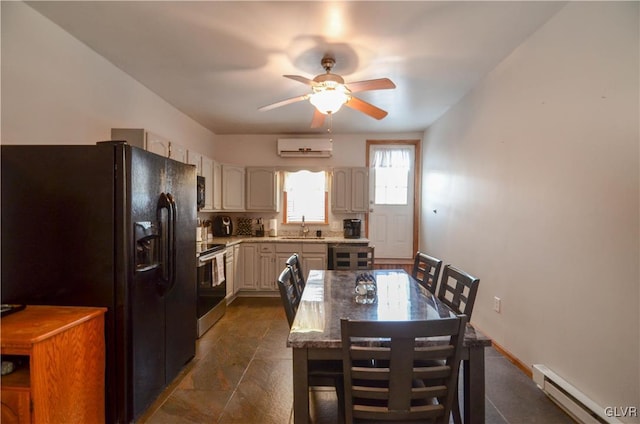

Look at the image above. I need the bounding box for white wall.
[1,2,216,156]
[421,2,639,416]
[213,133,422,167]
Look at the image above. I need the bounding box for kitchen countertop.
[206,236,370,247]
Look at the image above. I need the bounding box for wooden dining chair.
[277,266,301,327]
[340,315,467,424]
[286,253,306,296]
[437,264,480,320]
[332,246,374,270]
[412,251,443,294]
[276,265,345,423]
[434,264,480,424]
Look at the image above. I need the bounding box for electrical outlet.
[493,296,501,313]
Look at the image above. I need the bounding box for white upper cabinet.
[187,150,203,175]
[110,128,187,163]
[146,131,187,163]
[222,164,245,211]
[201,156,214,211]
[212,161,222,210]
[246,167,279,211]
[332,167,369,212]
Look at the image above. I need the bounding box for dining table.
[287,269,492,424]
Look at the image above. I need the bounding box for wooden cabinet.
[332,167,369,212]
[246,168,279,211]
[222,165,245,211]
[1,306,106,424]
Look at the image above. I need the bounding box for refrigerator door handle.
[167,193,177,292]
[156,193,175,294]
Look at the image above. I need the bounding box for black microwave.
[196,176,205,210]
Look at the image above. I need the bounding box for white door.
[368,145,415,259]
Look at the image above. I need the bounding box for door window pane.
[371,148,411,205]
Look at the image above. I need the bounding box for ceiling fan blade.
[284,75,316,86]
[258,94,308,112]
[347,78,396,93]
[310,109,326,128]
[345,96,388,120]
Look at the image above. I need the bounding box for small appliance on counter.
[213,215,233,236]
[344,219,362,238]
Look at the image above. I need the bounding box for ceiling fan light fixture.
[309,86,350,114]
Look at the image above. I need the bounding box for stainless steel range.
[196,242,227,337]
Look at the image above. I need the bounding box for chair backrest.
[340,315,467,424]
[332,246,375,270]
[286,253,306,295]
[412,251,443,294]
[437,265,480,320]
[277,265,300,328]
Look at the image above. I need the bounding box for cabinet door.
[222,165,245,210]
[1,389,31,424]
[225,249,234,299]
[238,244,257,290]
[187,151,203,175]
[146,132,170,157]
[246,168,279,211]
[331,168,350,212]
[351,167,369,212]
[212,161,222,210]
[201,157,214,210]
[258,244,276,291]
[169,142,188,163]
[302,254,327,273]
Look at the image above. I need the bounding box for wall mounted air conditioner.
[277,138,332,158]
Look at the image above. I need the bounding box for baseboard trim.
[491,339,533,378]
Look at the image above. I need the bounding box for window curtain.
[370,147,412,169]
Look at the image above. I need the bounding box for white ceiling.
[26,1,564,135]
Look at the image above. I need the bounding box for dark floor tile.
[141,298,576,424]
[485,355,575,423]
[143,388,230,424]
[217,358,292,423]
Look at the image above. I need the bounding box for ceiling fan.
[259,55,396,128]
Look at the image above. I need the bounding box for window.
[283,170,328,223]
[371,147,411,205]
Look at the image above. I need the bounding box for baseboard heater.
[532,364,622,424]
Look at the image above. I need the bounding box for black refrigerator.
[1,142,197,423]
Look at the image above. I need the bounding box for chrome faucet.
[301,215,309,238]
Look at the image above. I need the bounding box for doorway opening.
[366,140,420,270]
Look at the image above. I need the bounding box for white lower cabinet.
[238,243,258,290]
[234,242,328,294]
[225,246,235,300]
[258,244,276,291]
[302,243,328,274]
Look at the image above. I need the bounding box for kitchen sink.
[280,236,325,240]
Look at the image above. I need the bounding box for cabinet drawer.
[302,244,327,254]
[258,244,274,253]
[275,243,301,253]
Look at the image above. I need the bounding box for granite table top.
[287,269,491,349]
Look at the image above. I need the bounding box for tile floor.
[139,297,575,424]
